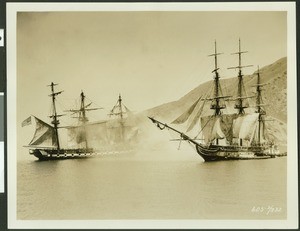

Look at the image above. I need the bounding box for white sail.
[232,113,259,142]
[29,116,57,147]
[200,116,215,143]
[186,99,205,132]
[201,114,236,143]
[252,117,267,144]
[219,114,237,143]
[211,117,225,139]
[201,116,224,143]
[232,116,244,138]
[171,97,201,125]
[259,119,267,143]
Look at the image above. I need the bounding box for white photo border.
[7,2,298,229]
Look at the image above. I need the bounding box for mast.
[48,82,63,151]
[228,39,253,146]
[109,94,125,119]
[118,94,125,141]
[79,91,88,123]
[108,94,126,142]
[255,66,266,145]
[79,91,89,149]
[67,91,102,149]
[208,41,228,145]
[228,38,253,115]
[208,40,226,116]
[118,94,124,119]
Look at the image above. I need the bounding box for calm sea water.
[17,147,286,220]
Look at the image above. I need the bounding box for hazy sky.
[17,11,286,124]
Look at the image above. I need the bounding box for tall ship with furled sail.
[149,40,282,161]
[22,83,139,160]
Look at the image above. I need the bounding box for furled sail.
[29,116,57,147]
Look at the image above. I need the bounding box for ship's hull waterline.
[195,144,275,162]
[30,148,95,161]
[30,148,135,161]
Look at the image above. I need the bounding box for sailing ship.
[105,94,140,150]
[23,83,139,160]
[149,40,281,162]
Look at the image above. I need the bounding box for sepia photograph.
[6,2,297,229]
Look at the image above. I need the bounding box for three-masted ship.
[149,40,280,161]
[23,83,139,160]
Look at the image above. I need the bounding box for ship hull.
[30,148,96,161]
[195,144,274,162]
[30,146,136,161]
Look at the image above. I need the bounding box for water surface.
[17,149,286,220]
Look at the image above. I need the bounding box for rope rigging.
[157,123,166,130]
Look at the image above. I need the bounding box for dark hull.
[30,147,136,161]
[195,144,274,162]
[30,148,95,161]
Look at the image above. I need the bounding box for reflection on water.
[17,149,286,220]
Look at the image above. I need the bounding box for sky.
[16,10,286,129]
